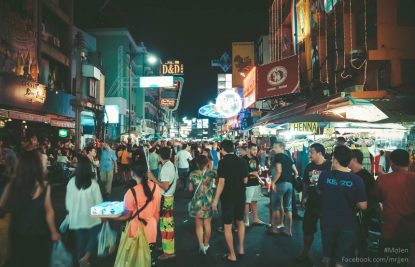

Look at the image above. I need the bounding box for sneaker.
[204,245,210,253]
[199,247,206,255]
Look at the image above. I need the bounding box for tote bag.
[114,220,151,267]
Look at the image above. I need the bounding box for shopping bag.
[114,221,151,267]
[59,215,69,233]
[50,240,73,267]
[0,212,10,266]
[97,221,117,256]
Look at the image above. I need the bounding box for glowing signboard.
[139,76,173,88]
[198,104,226,118]
[243,67,256,108]
[216,90,242,118]
[161,60,184,75]
[105,105,120,123]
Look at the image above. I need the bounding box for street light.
[147,55,158,65]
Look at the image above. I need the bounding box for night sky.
[74,0,269,117]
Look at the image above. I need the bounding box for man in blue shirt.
[317,145,367,267]
[100,143,117,194]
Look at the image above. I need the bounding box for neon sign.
[216,90,242,118]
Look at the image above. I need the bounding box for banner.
[257,55,300,100]
[243,67,256,108]
[296,0,311,43]
[232,42,255,87]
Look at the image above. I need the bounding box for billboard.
[232,42,255,87]
[161,60,184,75]
[159,77,184,111]
[257,55,300,100]
[104,105,120,123]
[243,67,256,108]
[140,76,173,88]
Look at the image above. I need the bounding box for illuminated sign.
[105,105,120,123]
[161,60,184,75]
[24,84,46,104]
[211,53,232,72]
[216,90,242,118]
[58,129,69,138]
[289,122,318,133]
[159,77,184,111]
[140,76,173,88]
[243,67,256,108]
[160,98,176,108]
[198,104,226,118]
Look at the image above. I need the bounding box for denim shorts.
[270,182,293,212]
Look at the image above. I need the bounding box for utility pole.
[73,32,84,151]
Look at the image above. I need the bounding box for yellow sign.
[161,60,184,75]
[232,42,255,87]
[289,122,318,133]
[323,127,334,137]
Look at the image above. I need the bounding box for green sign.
[58,129,68,138]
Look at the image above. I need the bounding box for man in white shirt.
[149,147,177,260]
[176,143,192,190]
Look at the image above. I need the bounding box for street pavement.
[52,183,323,267]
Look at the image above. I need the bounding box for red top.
[376,171,415,240]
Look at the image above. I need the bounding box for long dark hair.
[131,163,153,201]
[10,150,45,205]
[75,156,94,190]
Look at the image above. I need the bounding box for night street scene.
[0,0,415,267]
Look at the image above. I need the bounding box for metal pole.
[128,44,132,146]
[74,32,84,151]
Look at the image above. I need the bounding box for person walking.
[212,140,248,263]
[375,149,415,267]
[148,147,177,261]
[243,143,265,227]
[211,142,220,170]
[148,147,160,178]
[1,150,60,267]
[349,149,376,258]
[66,155,103,267]
[268,141,299,236]
[297,143,332,261]
[317,145,367,267]
[118,146,131,182]
[176,143,193,190]
[112,162,162,266]
[86,146,99,180]
[100,143,118,195]
[188,155,216,255]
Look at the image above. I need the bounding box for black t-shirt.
[355,168,376,213]
[243,155,260,187]
[217,154,249,202]
[272,153,294,183]
[303,160,332,207]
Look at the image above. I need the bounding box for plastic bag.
[97,221,117,257]
[50,240,73,267]
[59,215,69,233]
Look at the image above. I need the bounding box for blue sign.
[211,53,232,72]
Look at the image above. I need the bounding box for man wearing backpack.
[149,147,177,261]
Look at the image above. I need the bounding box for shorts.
[245,185,261,204]
[303,203,321,235]
[322,227,357,267]
[120,163,129,172]
[221,199,245,224]
[270,182,293,212]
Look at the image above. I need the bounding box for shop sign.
[159,77,184,111]
[257,55,300,100]
[58,129,69,137]
[232,42,255,87]
[160,98,176,108]
[51,120,75,128]
[9,111,50,123]
[289,122,317,133]
[323,127,334,137]
[243,67,256,108]
[216,90,242,118]
[161,60,184,75]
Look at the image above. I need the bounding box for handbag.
[114,220,151,267]
[187,170,206,218]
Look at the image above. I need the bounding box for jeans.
[74,224,101,260]
[270,182,293,212]
[100,170,114,194]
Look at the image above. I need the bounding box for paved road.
[52,183,322,267]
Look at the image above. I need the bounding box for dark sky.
[74,0,269,117]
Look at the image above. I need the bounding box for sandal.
[222,254,237,263]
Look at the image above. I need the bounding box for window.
[89,79,97,98]
[398,0,415,26]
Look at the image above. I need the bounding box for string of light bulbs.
[333,3,339,93]
[341,0,352,79]
[350,0,368,86]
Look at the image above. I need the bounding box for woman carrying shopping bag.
[66,155,103,267]
[111,162,162,267]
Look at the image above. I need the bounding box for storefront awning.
[254,101,307,125]
[372,97,415,123]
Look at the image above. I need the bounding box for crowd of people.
[0,134,414,267]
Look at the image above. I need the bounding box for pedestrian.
[243,143,265,227]
[86,146,99,180]
[112,162,162,266]
[0,150,60,267]
[66,155,103,267]
[100,143,118,195]
[212,140,248,263]
[148,146,160,178]
[202,148,214,170]
[148,147,177,260]
[268,141,298,236]
[349,149,376,258]
[176,143,193,190]
[211,142,221,170]
[297,143,332,261]
[118,145,131,182]
[317,145,367,267]
[188,155,216,254]
[375,149,415,267]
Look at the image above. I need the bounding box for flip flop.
[222,254,237,263]
[252,221,266,226]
